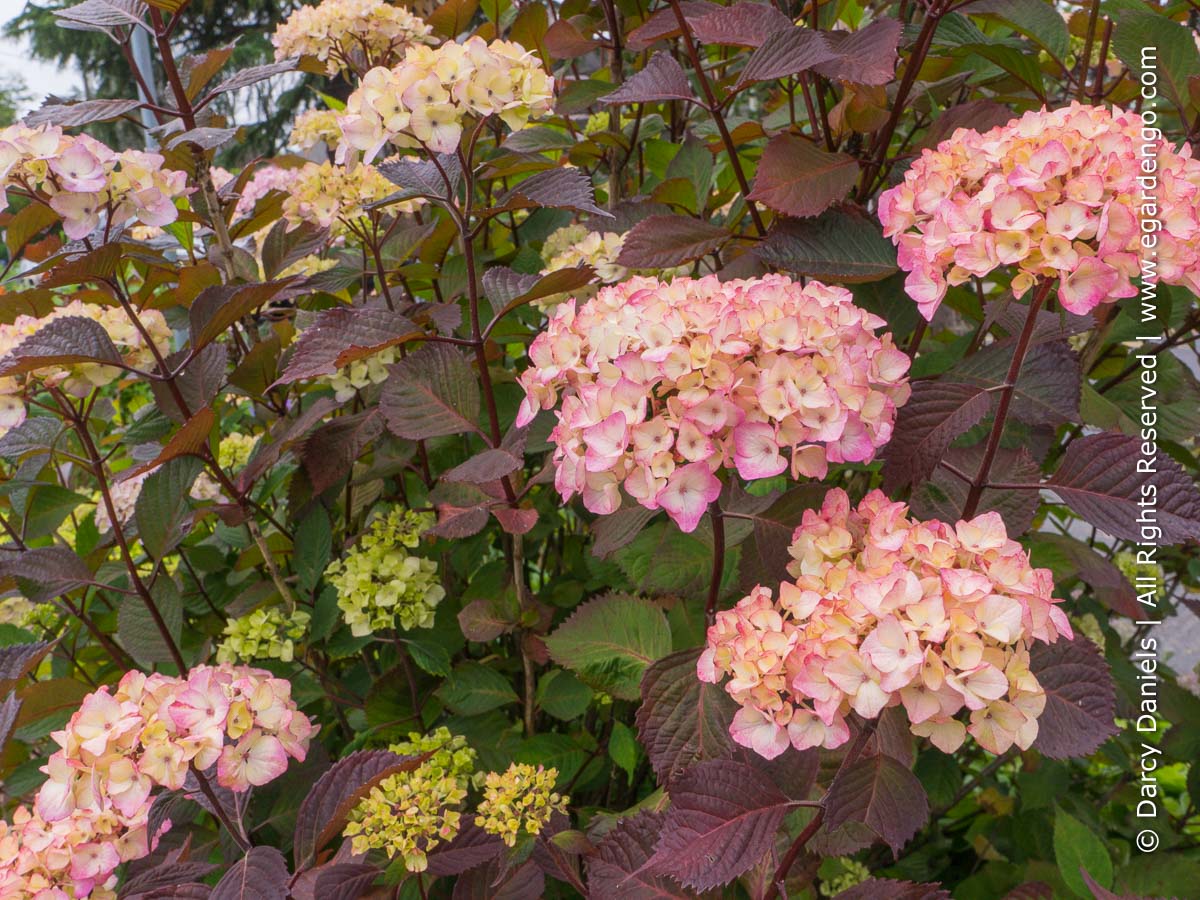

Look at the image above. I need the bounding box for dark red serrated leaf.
[39,242,123,287]
[0,641,55,686]
[54,0,147,32]
[833,879,952,900]
[1047,431,1200,544]
[261,221,329,281]
[208,847,289,900]
[300,410,385,495]
[24,97,141,128]
[1029,635,1118,759]
[483,265,596,321]
[881,382,991,492]
[636,648,738,783]
[429,504,491,539]
[293,750,425,867]
[1001,884,1054,900]
[544,19,599,58]
[0,546,93,603]
[755,207,898,283]
[617,214,728,269]
[738,27,836,87]
[129,886,212,899]
[310,863,381,900]
[814,18,904,85]
[152,344,228,423]
[380,343,480,440]
[649,759,791,891]
[375,154,461,200]
[492,506,538,535]
[951,339,1081,426]
[823,753,928,856]
[602,52,697,104]
[236,397,337,493]
[426,821,504,876]
[166,127,238,151]
[592,504,658,558]
[917,100,1014,151]
[735,485,827,591]
[626,1,719,50]
[121,861,220,896]
[909,444,1041,537]
[121,407,215,481]
[206,58,300,98]
[494,167,608,217]
[0,316,122,377]
[451,858,544,900]
[457,596,519,642]
[189,279,299,353]
[0,694,21,752]
[274,307,423,386]
[587,811,692,900]
[748,133,859,218]
[1033,533,1141,619]
[691,1,793,47]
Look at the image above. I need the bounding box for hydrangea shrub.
[0,0,1198,897]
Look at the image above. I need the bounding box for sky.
[0,0,85,115]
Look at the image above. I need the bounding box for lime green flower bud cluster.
[0,595,35,627]
[219,432,258,471]
[819,859,871,896]
[344,728,476,872]
[474,762,567,847]
[324,508,444,636]
[1114,551,1164,595]
[18,601,58,633]
[215,607,311,664]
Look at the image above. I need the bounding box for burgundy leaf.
[236,397,338,493]
[311,863,381,900]
[450,858,544,900]
[120,407,215,480]
[380,343,480,440]
[375,153,461,200]
[985,299,1092,346]
[208,847,289,900]
[206,58,300,98]
[483,265,596,321]
[734,485,827,591]
[587,811,692,899]
[457,596,520,642]
[0,640,54,687]
[40,242,123,287]
[299,410,385,495]
[880,381,992,492]
[273,307,423,386]
[54,0,147,32]
[814,18,904,85]
[0,316,121,377]
[649,759,791,891]
[0,546,94,603]
[429,504,491,539]
[748,133,860,218]
[626,1,719,50]
[738,27,836,87]
[492,506,539,535]
[1001,884,1054,900]
[121,861,220,897]
[602,52,697,104]
[189,279,298,352]
[24,97,141,128]
[951,339,1081,426]
[617,214,728,269]
[823,753,928,855]
[917,99,1015,151]
[494,167,609,217]
[151,344,228,423]
[691,1,793,47]
[130,887,212,899]
[426,821,505,876]
[0,417,65,458]
[1029,635,1118,759]
[1032,533,1142,619]
[166,126,238,151]
[833,879,952,900]
[755,207,898,283]
[592,504,659,558]
[635,648,738,783]
[293,750,425,867]
[260,220,329,280]
[0,693,21,752]
[909,444,1041,537]
[544,19,600,59]
[1047,431,1200,543]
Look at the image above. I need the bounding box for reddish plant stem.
[705,500,726,625]
[960,278,1055,519]
[666,0,766,236]
[190,765,252,851]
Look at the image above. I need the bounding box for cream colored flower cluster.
[699,489,1072,759]
[0,301,172,437]
[290,108,343,151]
[337,36,554,159]
[216,607,311,663]
[516,275,911,532]
[474,763,567,847]
[0,665,315,898]
[878,102,1200,318]
[272,0,434,76]
[281,160,422,236]
[324,507,444,636]
[0,124,188,240]
[345,728,476,871]
[191,432,259,502]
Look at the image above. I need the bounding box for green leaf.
[293,508,331,594]
[405,638,452,677]
[118,578,184,669]
[664,135,713,214]
[544,593,671,701]
[513,733,588,786]
[134,456,204,560]
[747,133,859,219]
[436,661,519,715]
[1112,8,1200,117]
[1053,806,1112,898]
[966,0,1070,61]
[536,669,593,721]
[609,720,639,783]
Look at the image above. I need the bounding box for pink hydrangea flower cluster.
[878,102,1200,319]
[516,275,911,533]
[699,489,1072,759]
[0,124,189,240]
[0,664,315,898]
